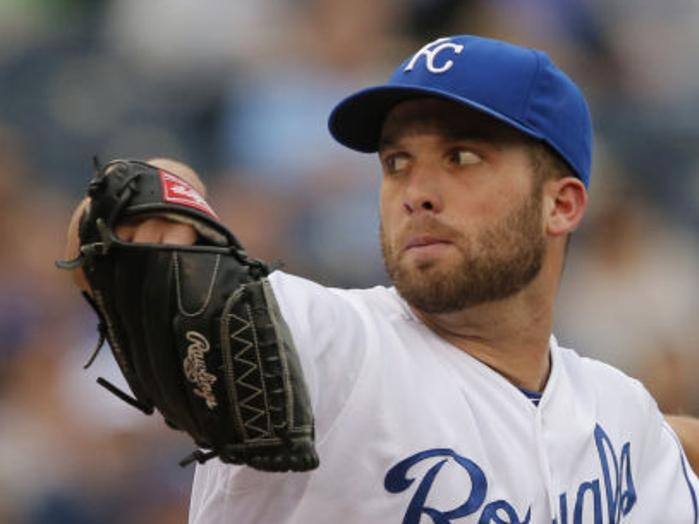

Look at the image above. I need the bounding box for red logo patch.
[159,171,218,219]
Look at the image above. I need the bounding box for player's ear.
[543,176,587,237]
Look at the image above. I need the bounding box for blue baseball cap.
[328,35,592,187]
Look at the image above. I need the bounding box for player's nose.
[402,164,443,215]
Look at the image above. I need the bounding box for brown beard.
[381,191,546,314]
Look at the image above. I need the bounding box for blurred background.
[1,0,698,522]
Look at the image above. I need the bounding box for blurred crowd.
[1,0,698,522]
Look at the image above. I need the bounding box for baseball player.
[65,36,699,523]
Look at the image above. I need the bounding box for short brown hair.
[528,142,575,185]
[527,142,576,254]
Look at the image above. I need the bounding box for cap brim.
[328,84,545,153]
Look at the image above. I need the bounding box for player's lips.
[403,236,452,252]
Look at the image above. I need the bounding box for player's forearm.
[666,415,699,473]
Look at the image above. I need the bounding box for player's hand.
[63,158,202,292]
[114,217,197,245]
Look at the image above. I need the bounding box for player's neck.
[411,272,556,392]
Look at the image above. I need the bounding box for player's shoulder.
[553,338,650,407]
[268,270,407,319]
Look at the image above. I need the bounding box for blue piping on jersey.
[668,425,698,524]
[680,450,698,523]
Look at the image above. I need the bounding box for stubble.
[381,191,546,314]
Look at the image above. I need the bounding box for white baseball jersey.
[189,271,698,523]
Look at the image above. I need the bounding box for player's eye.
[383,153,410,174]
[447,149,482,167]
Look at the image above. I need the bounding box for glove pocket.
[136,250,206,438]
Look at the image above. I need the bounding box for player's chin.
[402,243,457,270]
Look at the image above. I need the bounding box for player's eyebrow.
[442,129,498,143]
[378,128,501,151]
[377,135,400,151]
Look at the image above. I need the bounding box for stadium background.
[0,1,698,522]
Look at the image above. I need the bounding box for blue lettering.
[556,493,569,524]
[479,501,531,523]
[574,480,602,524]
[384,449,487,523]
[556,424,637,523]
[594,424,637,521]
[385,448,530,524]
[386,424,636,524]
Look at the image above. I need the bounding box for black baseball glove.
[58,159,318,472]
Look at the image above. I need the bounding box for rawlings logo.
[183,331,218,409]
[160,171,218,219]
[404,37,465,74]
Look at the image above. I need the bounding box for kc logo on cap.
[403,37,465,74]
